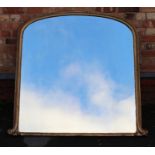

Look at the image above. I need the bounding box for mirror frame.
[8,11,147,136]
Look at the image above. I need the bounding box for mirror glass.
[19,15,136,133]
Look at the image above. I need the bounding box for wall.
[0,7,155,146]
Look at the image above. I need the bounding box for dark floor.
[0,78,155,146]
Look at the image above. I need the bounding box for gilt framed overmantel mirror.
[8,12,147,136]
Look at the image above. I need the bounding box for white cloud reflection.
[19,63,136,133]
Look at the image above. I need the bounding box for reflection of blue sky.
[22,15,134,90]
[20,16,136,132]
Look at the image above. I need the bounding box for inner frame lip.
[8,11,148,136]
